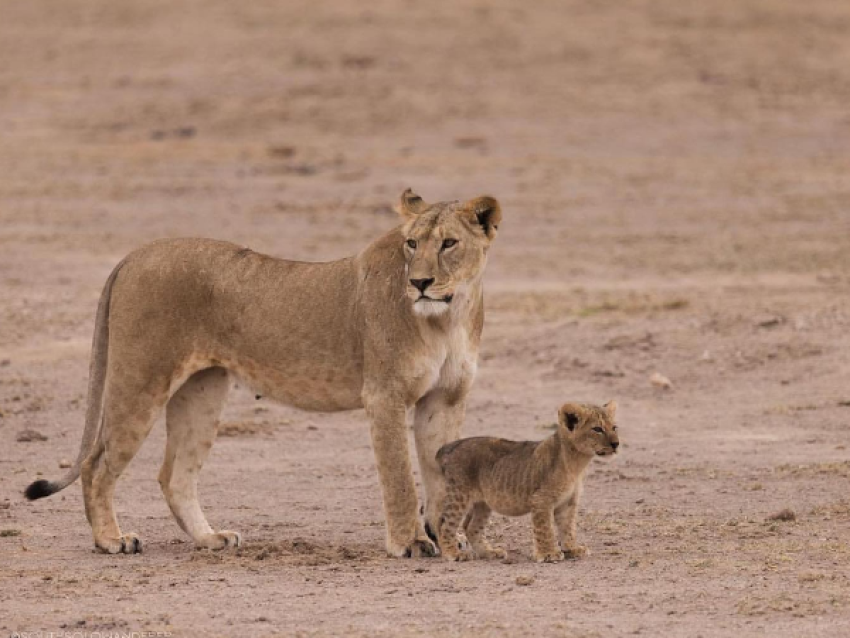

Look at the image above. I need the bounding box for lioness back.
[112,238,366,412]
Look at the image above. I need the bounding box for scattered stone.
[0,358,10,367]
[593,369,625,378]
[700,350,712,361]
[59,459,72,469]
[650,372,672,389]
[0,501,10,510]
[767,508,796,522]
[268,145,296,158]
[0,529,21,537]
[754,314,784,328]
[17,429,48,442]
[515,575,535,586]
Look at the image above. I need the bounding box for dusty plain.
[1,1,849,636]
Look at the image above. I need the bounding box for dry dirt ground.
[2,1,850,636]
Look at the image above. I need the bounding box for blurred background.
[2,1,849,635]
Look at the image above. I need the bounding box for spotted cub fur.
[436,401,619,562]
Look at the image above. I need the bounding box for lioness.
[436,401,619,562]
[25,189,501,558]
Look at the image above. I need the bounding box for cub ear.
[397,188,429,219]
[558,403,585,432]
[460,195,501,240]
[604,400,618,419]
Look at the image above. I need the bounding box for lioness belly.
[227,355,364,412]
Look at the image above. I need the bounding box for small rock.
[0,501,10,510]
[175,126,196,138]
[650,372,672,389]
[767,508,796,522]
[755,314,784,328]
[16,429,48,442]
[700,350,712,361]
[0,358,10,367]
[59,459,72,469]
[515,575,535,586]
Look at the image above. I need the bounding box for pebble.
[650,372,672,389]
[16,430,48,443]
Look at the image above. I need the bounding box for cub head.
[397,189,501,317]
[557,400,620,458]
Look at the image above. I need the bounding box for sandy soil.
[2,0,850,636]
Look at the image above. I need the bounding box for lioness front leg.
[365,395,436,558]
[413,390,465,546]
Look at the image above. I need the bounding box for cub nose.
[611,441,619,451]
[410,278,434,293]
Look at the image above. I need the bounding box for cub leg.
[364,395,436,558]
[438,478,473,561]
[82,382,165,554]
[531,501,563,563]
[413,390,465,546]
[159,367,240,550]
[463,502,505,559]
[555,487,588,558]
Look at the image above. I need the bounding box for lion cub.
[436,401,619,562]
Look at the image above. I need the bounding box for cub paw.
[476,546,507,560]
[198,530,242,550]
[534,550,564,563]
[96,533,142,555]
[562,545,589,559]
[443,547,475,562]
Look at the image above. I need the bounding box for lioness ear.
[604,400,618,420]
[397,188,429,218]
[558,403,584,432]
[461,196,501,240]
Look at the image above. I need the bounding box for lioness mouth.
[417,294,453,304]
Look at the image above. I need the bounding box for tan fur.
[27,190,502,558]
[436,401,619,562]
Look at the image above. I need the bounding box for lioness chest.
[407,324,478,404]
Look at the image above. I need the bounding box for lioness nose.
[410,278,434,293]
[611,441,619,450]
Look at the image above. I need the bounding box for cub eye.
[406,239,417,249]
[592,426,605,434]
[442,239,458,250]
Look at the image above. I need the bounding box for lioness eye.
[406,239,417,249]
[592,426,605,434]
[442,239,458,250]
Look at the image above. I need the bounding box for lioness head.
[397,189,501,317]
[558,401,620,458]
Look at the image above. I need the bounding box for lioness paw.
[197,530,242,550]
[96,532,142,555]
[388,536,438,559]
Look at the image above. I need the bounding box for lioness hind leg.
[82,395,162,555]
[464,502,506,560]
[159,367,240,550]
